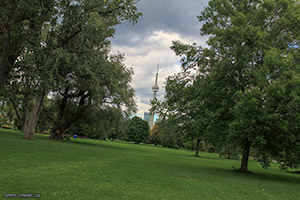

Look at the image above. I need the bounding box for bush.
[1,124,13,129]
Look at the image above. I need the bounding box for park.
[1,0,300,199]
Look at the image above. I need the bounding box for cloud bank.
[110,0,209,116]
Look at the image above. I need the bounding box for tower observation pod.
[149,61,159,129]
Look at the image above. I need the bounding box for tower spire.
[150,59,160,129]
[155,59,159,86]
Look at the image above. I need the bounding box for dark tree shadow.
[183,163,300,185]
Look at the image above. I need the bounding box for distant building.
[155,118,162,123]
[143,112,150,124]
[149,61,160,129]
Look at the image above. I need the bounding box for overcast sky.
[110,0,209,117]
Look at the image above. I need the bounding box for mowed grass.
[0,129,299,200]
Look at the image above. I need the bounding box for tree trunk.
[50,110,84,139]
[50,129,62,139]
[50,87,69,138]
[50,119,73,139]
[0,23,10,85]
[21,97,29,131]
[50,91,87,139]
[10,97,22,129]
[24,91,45,140]
[195,138,201,157]
[239,138,251,172]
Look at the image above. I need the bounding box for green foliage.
[151,72,204,149]
[151,71,216,155]
[156,118,184,149]
[150,123,160,145]
[125,116,150,144]
[0,100,16,126]
[218,144,240,160]
[156,0,300,171]
[66,107,127,140]
[51,53,136,137]
[45,0,139,138]
[0,0,55,84]
[37,97,56,133]
[1,0,141,139]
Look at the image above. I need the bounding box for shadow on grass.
[175,151,300,184]
[182,162,300,185]
[175,153,221,161]
[248,170,300,184]
[54,137,150,153]
[290,171,300,174]
[0,130,159,155]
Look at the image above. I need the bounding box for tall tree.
[169,0,300,172]
[50,53,136,139]
[5,0,141,139]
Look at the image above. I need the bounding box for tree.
[50,53,136,139]
[65,107,127,139]
[0,0,56,137]
[151,71,207,155]
[125,116,150,144]
[2,0,141,140]
[156,117,185,149]
[37,97,56,133]
[47,0,140,139]
[150,123,161,146]
[170,0,300,172]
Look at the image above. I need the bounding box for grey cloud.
[110,0,209,115]
[111,0,209,47]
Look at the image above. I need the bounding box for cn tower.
[149,61,159,129]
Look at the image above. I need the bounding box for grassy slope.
[0,129,299,200]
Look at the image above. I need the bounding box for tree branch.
[60,26,82,47]
[9,97,22,127]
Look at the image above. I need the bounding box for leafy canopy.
[125,116,150,144]
[156,0,300,171]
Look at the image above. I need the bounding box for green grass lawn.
[1,128,299,200]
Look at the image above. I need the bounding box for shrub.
[1,125,13,129]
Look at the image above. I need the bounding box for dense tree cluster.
[152,0,300,172]
[0,0,141,139]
